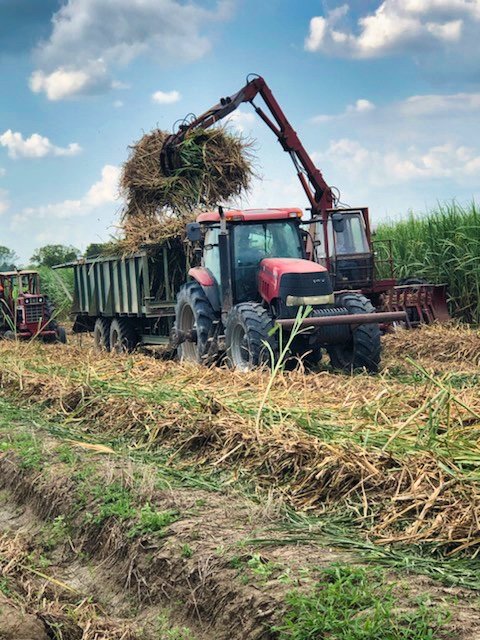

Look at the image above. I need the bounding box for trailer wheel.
[109,319,138,354]
[225,303,277,372]
[175,282,216,364]
[94,318,111,351]
[55,326,67,344]
[327,294,381,373]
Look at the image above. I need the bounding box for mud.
[0,594,49,640]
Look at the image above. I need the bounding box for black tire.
[327,294,381,373]
[175,282,216,364]
[44,297,58,330]
[3,330,16,341]
[225,302,277,371]
[109,318,138,354]
[55,326,67,344]
[94,318,111,351]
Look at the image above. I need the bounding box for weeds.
[274,564,450,640]
[90,482,135,524]
[129,504,179,538]
[181,543,193,558]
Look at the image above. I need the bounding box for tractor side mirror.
[332,213,345,233]
[186,222,202,243]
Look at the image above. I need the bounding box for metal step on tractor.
[0,270,66,343]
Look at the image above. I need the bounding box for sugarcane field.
[1,3,480,639]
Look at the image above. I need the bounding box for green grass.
[90,482,136,524]
[375,201,480,323]
[129,504,179,538]
[37,266,74,320]
[0,577,11,596]
[0,431,43,470]
[246,509,480,591]
[274,564,450,640]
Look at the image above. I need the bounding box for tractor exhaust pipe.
[276,311,406,330]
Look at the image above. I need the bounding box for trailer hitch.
[169,327,197,348]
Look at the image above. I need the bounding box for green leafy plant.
[129,504,179,537]
[274,564,450,640]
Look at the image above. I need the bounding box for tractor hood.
[260,258,328,278]
[258,258,334,306]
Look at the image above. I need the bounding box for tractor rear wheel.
[327,294,381,373]
[175,282,216,364]
[93,318,110,351]
[225,303,277,371]
[109,318,138,354]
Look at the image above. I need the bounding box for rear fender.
[188,267,221,312]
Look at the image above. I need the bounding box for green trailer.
[55,245,187,351]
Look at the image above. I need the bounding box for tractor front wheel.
[94,318,111,351]
[327,294,381,373]
[175,282,216,364]
[109,319,138,354]
[225,303,277,372]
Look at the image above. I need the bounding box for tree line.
[0,243,109,271]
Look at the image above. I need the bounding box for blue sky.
[1,0,480,262]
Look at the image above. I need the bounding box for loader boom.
[160,75,334,215]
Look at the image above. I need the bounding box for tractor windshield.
[315,212,369,259]
[232,221,304,302]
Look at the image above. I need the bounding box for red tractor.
[172,207,404,372]
[0,270,66,342]
[161,74,449,328]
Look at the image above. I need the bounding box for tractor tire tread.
[175,282,216,363]
[94,317,111,351]
[225,302,277,369]
[110,318,138,353]
[328,293,381,373]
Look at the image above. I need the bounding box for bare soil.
[0,429,479,640]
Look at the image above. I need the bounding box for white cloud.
[113,100,124,108]
[0,189,9,215]
[224,109,256,133]
[399,92,480,116]
[349,99,375,114]
[151,90,181,105]
[11,164,120,229]
[316,138,480,185]
[31,0,232,100]
[84,165,120,207]
[305,1,480,59]
[0,129,81,159]
[313,98,375,123]
[29,62,109,101]
[0,168,5,177]
[312,90,480,124]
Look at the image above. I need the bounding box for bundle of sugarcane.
[120,127,254,218]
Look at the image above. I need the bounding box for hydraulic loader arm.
[160,75,334,216]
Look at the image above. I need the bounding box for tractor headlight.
[286,294,335,306]
[24,298,30,304]
[38,297,44,303]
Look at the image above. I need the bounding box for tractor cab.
[309,208,374,290]
[0,270,65,342]
[191,208,334,316]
